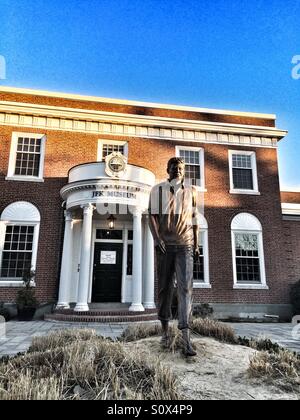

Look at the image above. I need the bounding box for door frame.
[88,220,133,303]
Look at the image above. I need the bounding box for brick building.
[0,86,299,321]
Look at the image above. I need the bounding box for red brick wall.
[0,120,291,306]
[281,191,300,204]
[0,90,276,127]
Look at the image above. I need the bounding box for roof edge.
[0,86,277,120]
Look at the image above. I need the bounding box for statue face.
[168,162,185,182]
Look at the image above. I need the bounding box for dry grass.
[121,319,238,346]
[120,323,162,342]
[191,318,237,344]
[0,329,180,400]
[249,350,300,392]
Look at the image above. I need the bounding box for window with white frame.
[0,202,40,283]
[1,226,34,278]
[176,146,205,189]
[231,213,267,289]
[98,140,128,161]
[229,151,259,194]
[7,133,46,181]
[234,233,260,283]
[193,216,210,288]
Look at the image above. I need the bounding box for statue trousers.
[156,245,194,330]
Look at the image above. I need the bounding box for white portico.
[57,156,156,313]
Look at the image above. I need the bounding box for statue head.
[167,157,185,183]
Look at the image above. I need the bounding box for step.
[45,312,158,323]
[54,308,157,316]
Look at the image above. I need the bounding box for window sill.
[194,283,212,289]
[0,280,23,288]
[229,190,260,196]
[5,176,44,183]
[233,284,269,290]
[0,280,36,287]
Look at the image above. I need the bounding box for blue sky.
[0,0,299,188]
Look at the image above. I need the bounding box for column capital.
[81,203,95,215]
[64,210,73,222]
[132,207,144,217]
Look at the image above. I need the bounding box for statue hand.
[194,246,200,260]
[156,239,166,254]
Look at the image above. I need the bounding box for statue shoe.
[160,334,170,349]
[182,329,197,357]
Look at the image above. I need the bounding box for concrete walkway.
[0,321,299,357]
[0,321,129,357]
[229,323,300,354]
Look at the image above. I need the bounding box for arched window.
[0,202,40,284]
[231,213,267,289]
[194,214,210,288]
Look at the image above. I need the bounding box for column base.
[56,302,70,310]
[74,303,89,312]
[143,302,156,310]
[129,303,145,312]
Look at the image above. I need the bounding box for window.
[229,151,259,194]
[96,229,123,240]
[7,133,46,182]
[127,244,133,276]
[1,226,34,278]
[193,232,205,281]
[234,233,260,283]
[0,202,40,284]
[98,140,128,161]
[176,146,205,190]
[193,216,210,288]
[231,213,267,289]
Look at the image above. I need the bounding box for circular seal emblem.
[105,152,128,178]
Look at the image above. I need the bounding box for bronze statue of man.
[149,157,200,357]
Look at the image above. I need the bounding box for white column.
[143,215,156,309]
[74,203,94,312]
[129,208,145,312]
[57,211,74,309]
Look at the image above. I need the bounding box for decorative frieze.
[0,110,279,148]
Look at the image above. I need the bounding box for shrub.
[193,304,214,319]
[238,337,281,354]
[291,280,300,315]
[0,303,10,321]
[16,269,38,309]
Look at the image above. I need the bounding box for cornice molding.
[0,101,286,148]
[282,203,300,215]
[0,86,277,119]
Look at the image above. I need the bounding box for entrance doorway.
[92,242,123,302]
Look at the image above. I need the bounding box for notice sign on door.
[100,251,117,265]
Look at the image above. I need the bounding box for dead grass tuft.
[121,318,238,346]
[191,318,238,344]
[0,330,180,400]
[249,350,300,392]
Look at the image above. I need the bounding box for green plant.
[193,304,214,319]
[16,269,38,309]
[291,280,300,315]
[0,303,10,321]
